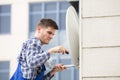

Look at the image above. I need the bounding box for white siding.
[81,0,120,80]
[83,0,120,17]
[83,17,120,47]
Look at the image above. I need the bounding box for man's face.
[38,26,56,44]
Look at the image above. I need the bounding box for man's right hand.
[48,46,69,54]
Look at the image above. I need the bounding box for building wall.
[81,0,120,80]
[0,0,29,78]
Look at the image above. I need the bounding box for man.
[10,18,69,80]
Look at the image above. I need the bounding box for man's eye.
[47,31,52,34]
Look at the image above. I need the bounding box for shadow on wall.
[70,1,79,13]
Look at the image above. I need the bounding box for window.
[29,1,79,80]
[29,1,70,33]
[0,61,10,80]
[0,5,11,34]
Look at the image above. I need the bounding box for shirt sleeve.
[44,71,54,80]
[25,41,50,68]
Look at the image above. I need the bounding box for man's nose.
[50,34,54,39]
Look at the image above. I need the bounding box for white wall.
[0,0,29,77]
[81,0,120,80]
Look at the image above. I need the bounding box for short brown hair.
[38,18,59,30]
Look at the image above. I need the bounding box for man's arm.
[26,42,50,68]
[44,64,67,80]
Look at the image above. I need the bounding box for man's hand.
[50,64,67,76]
[48,46,69,54]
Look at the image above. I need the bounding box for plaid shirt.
[18,37,53,80]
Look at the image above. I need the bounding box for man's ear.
[37,26,42,32]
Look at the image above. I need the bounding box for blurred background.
[0,0,79,80]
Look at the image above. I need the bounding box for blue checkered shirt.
[18,37,53,80]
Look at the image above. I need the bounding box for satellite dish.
[66,6,79,67]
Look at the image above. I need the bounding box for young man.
[10,18,69,80]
